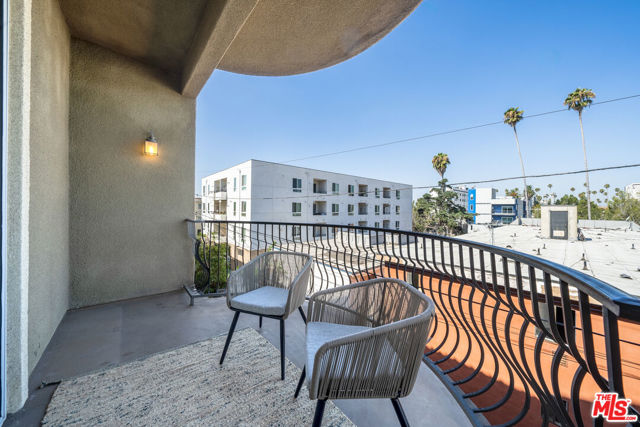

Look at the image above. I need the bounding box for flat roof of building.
[460,224,640,296]
[203,159,412,187]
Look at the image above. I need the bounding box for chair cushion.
[230,286,288,316]
[306,322,370,383]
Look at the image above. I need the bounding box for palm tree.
[504,107,530,216]
[432,153,450,185]
[564,88,596,219]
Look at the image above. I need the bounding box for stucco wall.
[69,39,195,308]
[6,0,71,410]
[27,0,71,373]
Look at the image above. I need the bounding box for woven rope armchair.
[294,278,435,427]
[219,251,313,380]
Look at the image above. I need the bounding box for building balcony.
[213,213,227,220]
[10,220,640,426]
[183,220,640,427]
[213,191,227,199]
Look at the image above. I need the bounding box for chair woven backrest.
[307,278,435,400]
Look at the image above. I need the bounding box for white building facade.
[429,186,468,210]
[467,188,525,224]
[626,183,640,200]
[201,160,413,232]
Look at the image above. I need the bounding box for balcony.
[358,184,368,197]
[11,219,640,426]
[383,187,391,199]
[313,179,327,194]
[358,203,368,215]
[184,220,640,426]
[213,191,227,199]
[313,201,327,216]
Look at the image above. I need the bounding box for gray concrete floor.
[6,290,469,427]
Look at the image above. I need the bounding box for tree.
[606,188,640,223]
[432,153,450,183]
[413,179,471,236]
[564,88,596,219]
[505,188,520,198]
[504,107,530,216]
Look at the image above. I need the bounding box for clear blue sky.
[196,1,639,201]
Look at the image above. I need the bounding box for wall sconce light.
[144,131,158,156]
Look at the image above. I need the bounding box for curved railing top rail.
[186,219,640,320]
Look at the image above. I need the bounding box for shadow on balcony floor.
[7,291,469,427]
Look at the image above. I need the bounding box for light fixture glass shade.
[144,136,158,156]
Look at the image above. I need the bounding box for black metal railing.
[186,219,640,426]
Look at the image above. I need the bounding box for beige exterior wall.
[69,39,195,308]
[6,0,71,411]
[27,0,71,371]
[541,205,578,240]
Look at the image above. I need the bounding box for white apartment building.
[429,186,468,209]
[626,183,640,200]
[201,160,413,232]
[468,188,525,224]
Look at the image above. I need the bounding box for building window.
[502,206,514,214]
[332,183,339,194]
[374,221,380,228]
[292,225,301,241]
[348,204,354,215]
[375,188,380,198]
[202,185,206,195]
[292,202,302,216]
[233,177,237,191]
[383,204,390,215]
[292,178,302,192]
[241,175,247,190]
[358,184,368,197]
[501,216,513,224]
[348,184,355,196]
[395,206,400,215]
[395,221,400,230]
[233,202,237,216]
[470,193,474,200]
[241,201,247,217]
[375,205,380,215]
[332,203,339,215]
[469,204,474,211]
[396,190,401,199]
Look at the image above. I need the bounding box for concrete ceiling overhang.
[59,0,422,98]
[217,0,422,76]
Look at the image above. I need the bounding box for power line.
[277,94,640,164]
[199,93,640,178]
[200,163,640,201]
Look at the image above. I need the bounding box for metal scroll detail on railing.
[185,219,640,426]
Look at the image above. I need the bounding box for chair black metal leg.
[219,311,240,365]
[294,366,306,398]
[298,306,307,324]
[280,318,285,380]
[391,398,409,427]
[259,315,262,328]
[312,399,327,427]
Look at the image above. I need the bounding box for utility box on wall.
[541,205,578,240]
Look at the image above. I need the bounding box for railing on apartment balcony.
[185,220,640,426]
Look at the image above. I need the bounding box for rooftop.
[461,224,640,296]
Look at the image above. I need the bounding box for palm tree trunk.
[513,128,529,218]
[579,111,592,220]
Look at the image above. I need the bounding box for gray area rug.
[42,328,353,426]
